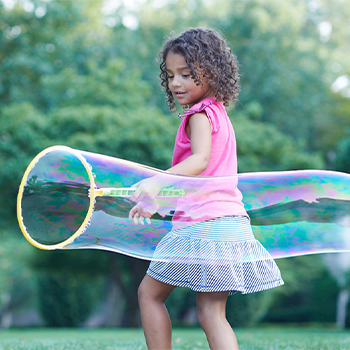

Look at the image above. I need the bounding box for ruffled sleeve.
[178,97,219,133]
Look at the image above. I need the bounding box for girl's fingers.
[133,212,140,225]
[134,214,150,225]
[138,216,145,225]
[129,205,137,219]
[129,205,152,225]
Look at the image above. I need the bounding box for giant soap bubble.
[17,146,350,261]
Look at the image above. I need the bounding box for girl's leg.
[138,274,176,350]
[196,291,239,350]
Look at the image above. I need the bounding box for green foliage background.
[0,0,349,328]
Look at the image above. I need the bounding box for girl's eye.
[168,75,174,79]
[182,74,190,78]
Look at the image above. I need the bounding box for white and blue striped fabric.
[147,216,284,295]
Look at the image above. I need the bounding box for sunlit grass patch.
[0,326,349,350]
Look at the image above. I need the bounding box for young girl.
[129,28,283,350]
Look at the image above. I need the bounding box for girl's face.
[165,51,211,107]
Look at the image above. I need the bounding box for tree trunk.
[84,277,124,327]
[110,254,149,327]
[322,253,350,328]
[336,289,350,328]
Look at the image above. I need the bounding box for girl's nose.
[172,76,181,87]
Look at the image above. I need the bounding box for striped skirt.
[147,216,284,295]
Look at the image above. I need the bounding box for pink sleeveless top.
[172,97,248,229]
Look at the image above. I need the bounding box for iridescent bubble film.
[18,146,350,260]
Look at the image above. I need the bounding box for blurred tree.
[2,54,178,326]
[0,102,50,223]
[0,236,37,328]
[0,0,85,109]
[264,255,338,324]
[32,249,106,327]
[202,0,340,156]
[0,56,178,226]
[40,59,150,111]
[40,58,178,167]
[231,103,324,172]
[336,135,350,173]
[38,274,97,327]
[332,94,350,172]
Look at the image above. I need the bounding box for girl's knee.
[137,277,151,304]
[196,303,207,328]
[138,275,175,305]
[197,303,217,328]
[196,292,228,328]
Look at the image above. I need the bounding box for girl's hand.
[129,200,159,225]
[128,177,162,224]
[130,176,163,202]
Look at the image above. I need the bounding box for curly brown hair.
[159,28,240,112]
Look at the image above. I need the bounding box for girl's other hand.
[129,177,162,224]
[129,200,159,225]
[130,177,162,202]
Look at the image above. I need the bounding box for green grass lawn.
[0,327,349,350]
